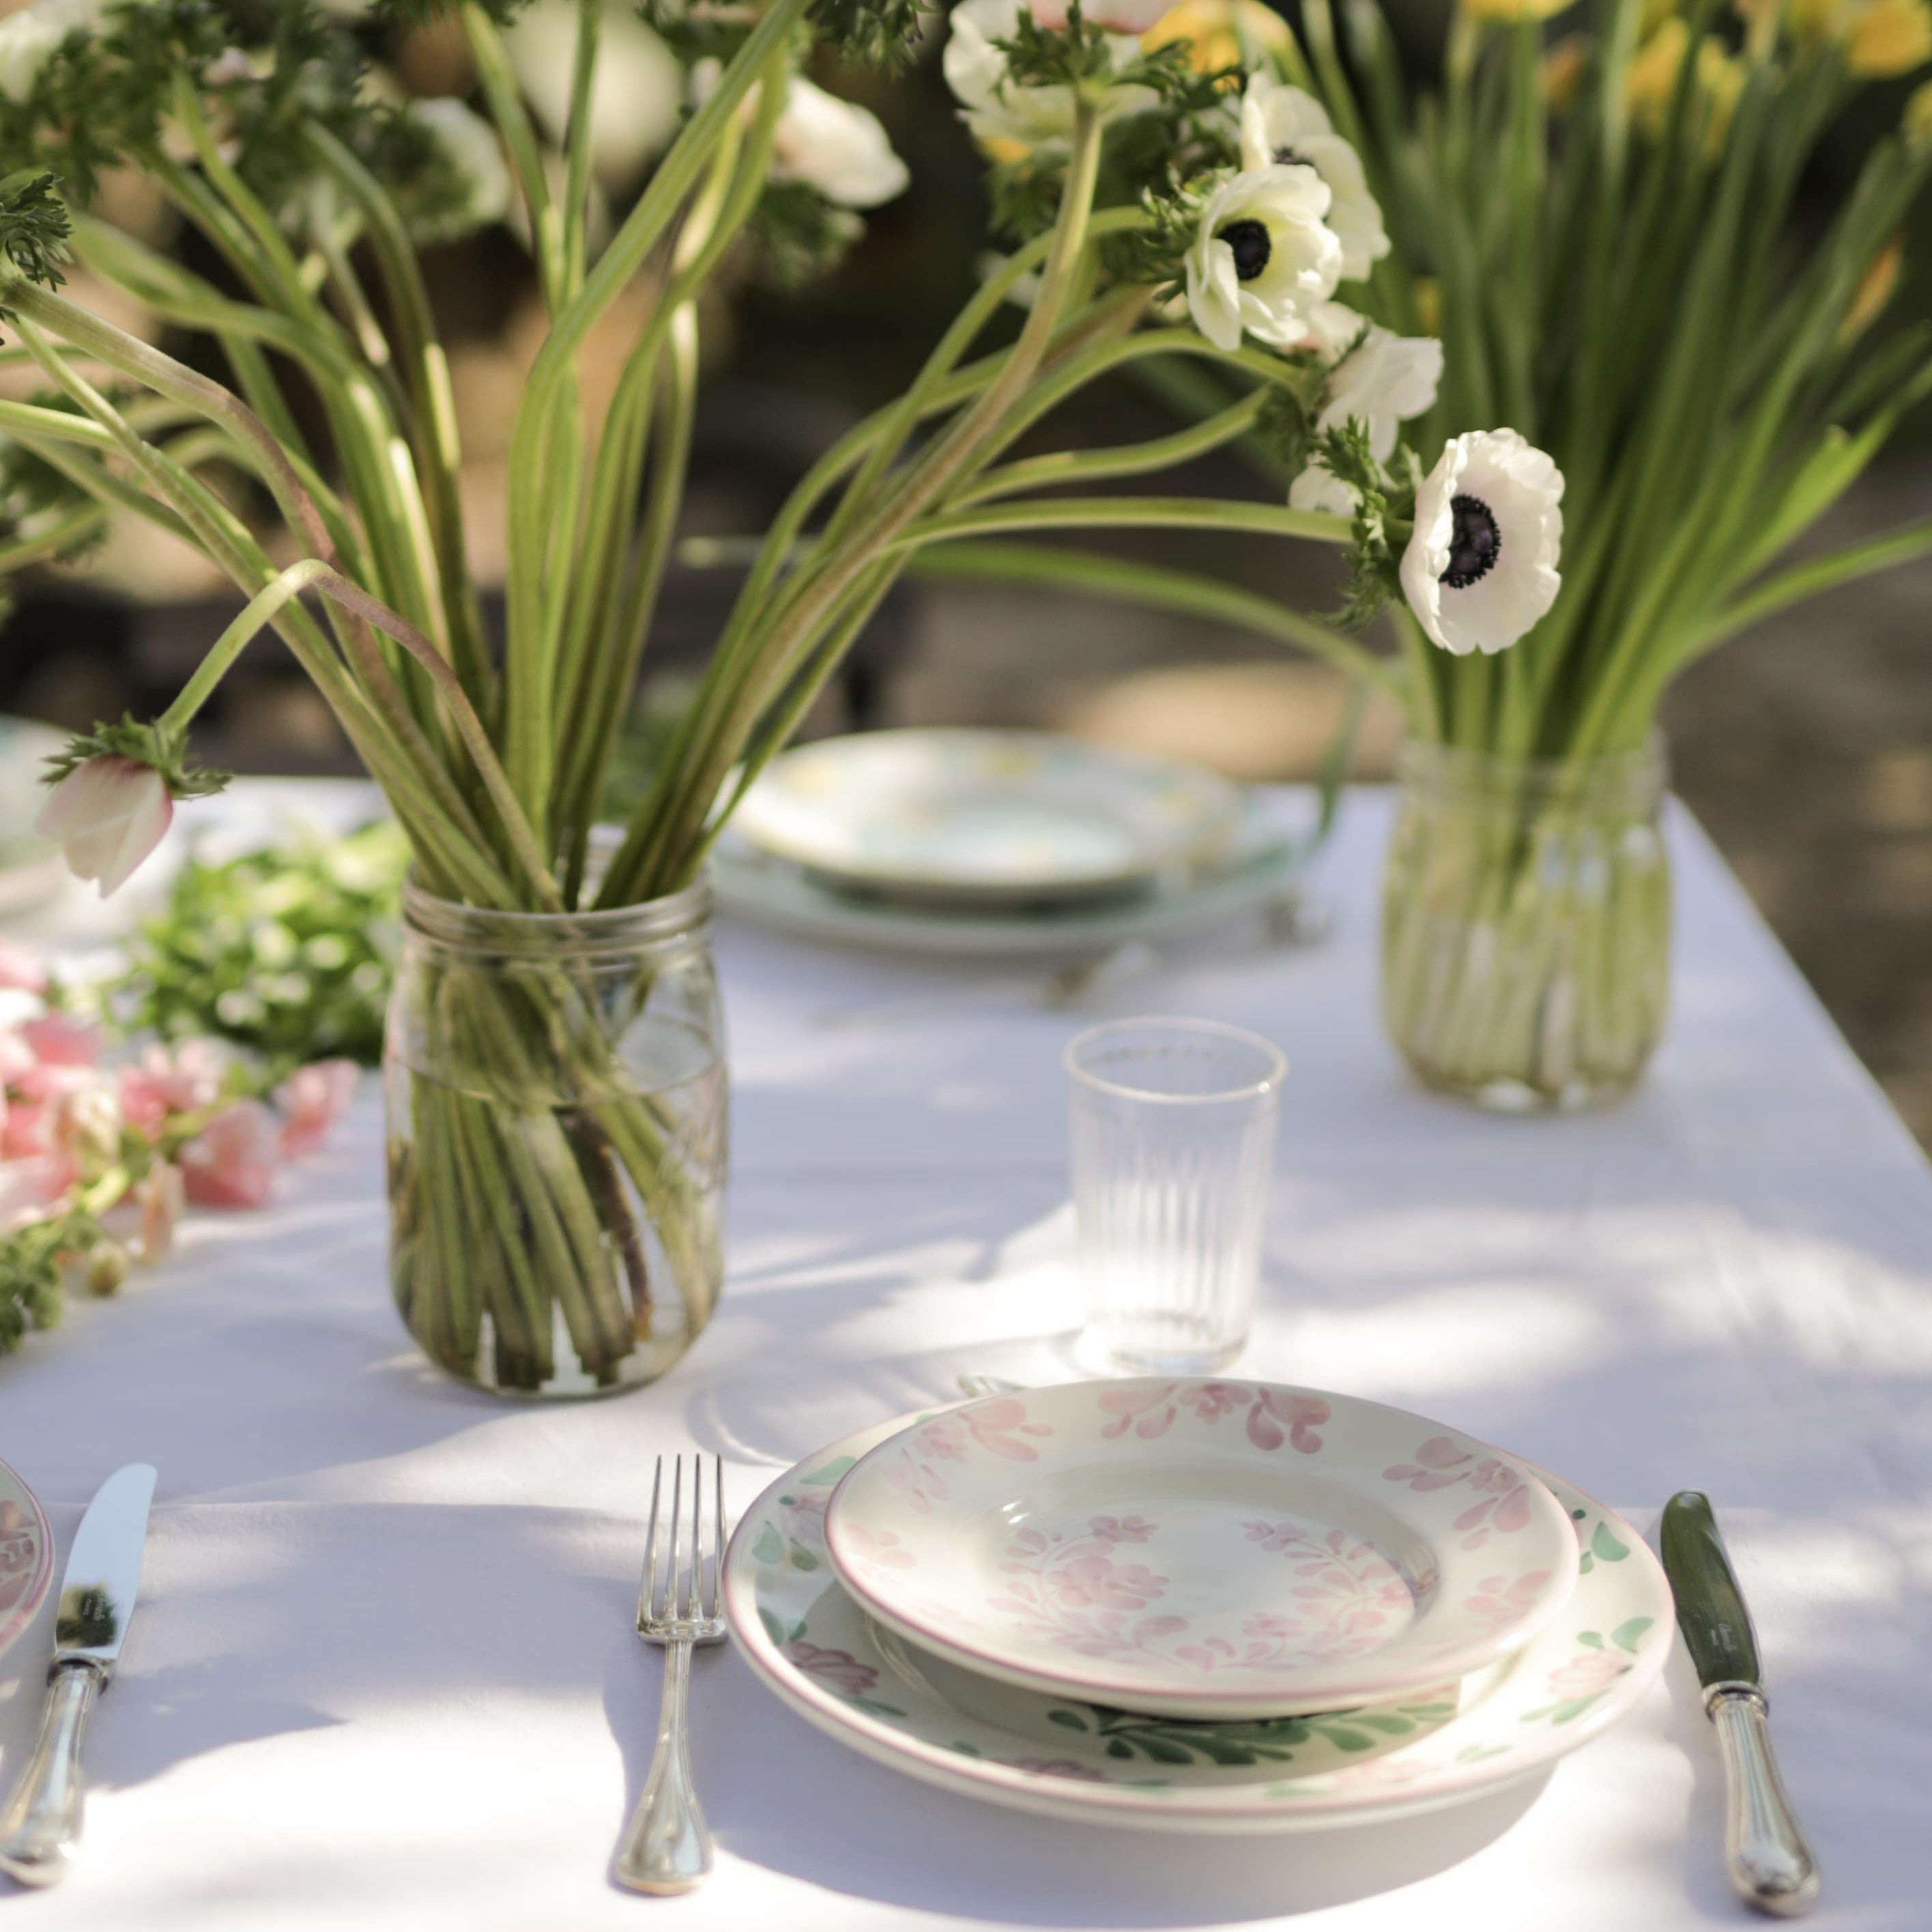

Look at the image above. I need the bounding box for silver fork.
[615,1455,727,1894]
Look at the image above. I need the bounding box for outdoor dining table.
[2,778,1928,1931]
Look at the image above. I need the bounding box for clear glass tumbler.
[1065,1017,1286,1375]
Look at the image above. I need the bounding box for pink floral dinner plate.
[727,1408,1672,1833]
[823,1379,1578,1720]
[0,1454,54,1663]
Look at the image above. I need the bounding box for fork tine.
[708,1456,724,1619]
[637,1456,664,1630]
[687,1454,703,1620]
[667,1455,685,1625]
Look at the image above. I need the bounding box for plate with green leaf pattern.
[723,1407,1671,1833]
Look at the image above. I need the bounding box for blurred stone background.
[0,0,1927,1147]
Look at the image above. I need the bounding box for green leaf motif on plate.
[800,1456,859,1487]
[1061,1700,1446,1768]
[1591,1520,1630,1564]
[786,1541,820,1571]
[1611,1615,1653,1654]
[849,1696,906,1719]
[751,1520,784,1566]
[758,1606,785,1647]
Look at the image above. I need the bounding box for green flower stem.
[5,283,334,564]
[895,495,1351,551]
[500,0,813,833]
[949,395,1267,508]
[562,0,602,296]
[465,3,565,313]
[306,125,491,709]
[906,540,1404,700]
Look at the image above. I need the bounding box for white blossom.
[771,76,908,209]
[35,756,173,898]
[407,98,513,233]
[1239,76,1388,283]
[1289,314,1443,514]
[1184,166,1342,353]
[942,0,1155,147]
[1400,429,1565,655]
[0,0,109,104]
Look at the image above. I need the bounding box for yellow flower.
[1142,0,1293,76]
[1462,0,1577,23]
[1841,236,1903,341]
[1626,20,1744,144]
[1907,75,1932,145]
[1540,33,1590,106]
[1847,0,1932,74]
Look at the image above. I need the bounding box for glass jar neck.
[1395,735,1668,817]
[400,874,712,962]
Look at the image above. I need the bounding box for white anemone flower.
[771,76,908,209]
[407,98,513,233]
[1400,429,1564,656]
[0,0,109,104]
[35,755,173,898]
[1289,317,1443,515]
[1184,166,1342,353]
[943,0,1155,146]
[1239,76,1388,284]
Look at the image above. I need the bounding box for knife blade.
[0,1464,156,1888]
[1661,1490,1819,1919]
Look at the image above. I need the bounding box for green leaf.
[750,1522,783,1566]
[1611,1615,1654,1654]
[758,1606,784,1647]
[1590,1521,1630,1564]
[1316,1726,1374,1752]
[1048,1709,1088,1730]
[800,1456,858,1487]
[786,1542,819,1572]
[1577,1630,1604,1648]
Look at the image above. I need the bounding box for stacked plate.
[724,1379,1672,1833]
[717,730,1317,958]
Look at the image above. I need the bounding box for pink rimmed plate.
[727,1409,1671,1833]
[823,1380,1577,1720]
[0,1454,54,1664]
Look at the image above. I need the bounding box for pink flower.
[20,1011,104,1068]
[35,755,174,897]
[0,1153,73,1229]
[0,1095,51,1160]
[272,1058,358,1157]
[1088,1514,1155,1544]
[120,1041,227,1138]
[783,1641,879,1699]
[179,1099,279,1209]
[0,940,46,994]
[1546,1649,1628,1697]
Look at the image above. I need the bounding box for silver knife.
[0,1463,156,1888]
[1661,1490,1820,1918]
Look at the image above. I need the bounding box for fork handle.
[616,1639,711,1894]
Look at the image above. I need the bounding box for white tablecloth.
[3,785,1930,1931]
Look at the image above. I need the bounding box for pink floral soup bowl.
[823,1379,1577,1720]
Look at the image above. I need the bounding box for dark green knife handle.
[1662,1490,1761,1688]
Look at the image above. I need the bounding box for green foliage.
[806,0,931,72]
[43,715,230,799]
[0,170,72,323]
[750,180,865,288]
[109,820,409,1076]
[0,1208,76,1357]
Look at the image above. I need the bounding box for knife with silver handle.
[0,1464,156,1888]
[1661,1490,1819,1919]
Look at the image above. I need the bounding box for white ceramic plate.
[0,1455,54,1664]
[712,792,1319,962]
[824,1381,1577,1720]
[732,730,1243,908]
[725,1409,1672,1833]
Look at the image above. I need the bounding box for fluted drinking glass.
[1065,1017,1286,1375]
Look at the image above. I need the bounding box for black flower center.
[1217,218,1271,283]
[1272,146,1312,169]
[1441,494,1501,590]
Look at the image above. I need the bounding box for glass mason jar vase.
[384,876,726,1397]
[1380,738,1671,1113]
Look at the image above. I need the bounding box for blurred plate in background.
[732,730,1243,909]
